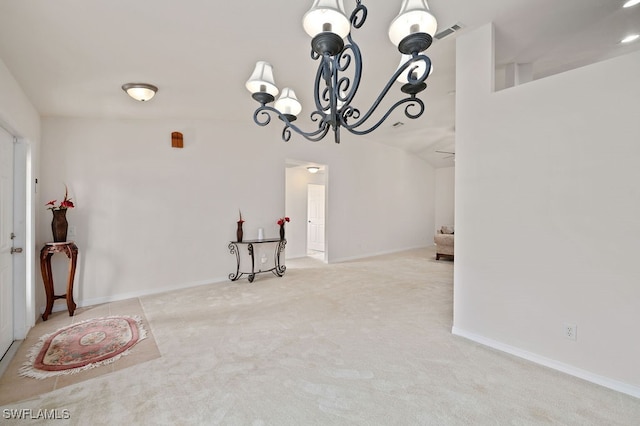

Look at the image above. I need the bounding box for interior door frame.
[0,126,15,359]
[0,123,35,343]
[13,139,33,340]
[0,133,33,374]
[306,183,326,254]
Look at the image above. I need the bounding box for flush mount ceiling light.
[247,0,437,144]
[307,166,321,173]
[121,83,158,102]
[621,34,640,43]
[623,0,640,8]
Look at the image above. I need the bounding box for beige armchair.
[434,225,454,260]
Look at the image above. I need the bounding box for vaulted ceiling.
[1,0,638,168]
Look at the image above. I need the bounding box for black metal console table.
[228,238,286,282]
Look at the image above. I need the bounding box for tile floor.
[0,297,161,406]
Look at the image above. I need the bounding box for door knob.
[11,247,23,254]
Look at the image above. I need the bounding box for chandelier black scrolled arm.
[339,53,431,134]
[253,104,331,142]
[351,0,367,28]
[343,97,425,136]
[246,0,438,144]
[332,36,363,111]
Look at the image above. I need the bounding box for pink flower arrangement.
[238,210,245,223]
[46,186,75,211]
[277,217,290,226]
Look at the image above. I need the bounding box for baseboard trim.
[451,326,640,399]
[0,340,22,378]
[73,276,229,309]
[78,278,228,306]
[331,245,430,264]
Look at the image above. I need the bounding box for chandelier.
[246,0,437,143]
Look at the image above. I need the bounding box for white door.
[0,127,14,358]
[307,184,325,252]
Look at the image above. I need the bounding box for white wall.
[0,59,40,143]
[435,166,455,230]
[318,139,436,263]
[454,24,640,396]
[40,117,436,306]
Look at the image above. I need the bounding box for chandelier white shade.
[274,88,303,117]
[245,61,279,97]
[121,83,158,102]
[302,0,351,38]
[388,0,438,47]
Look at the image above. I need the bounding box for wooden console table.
[228,238,286,282]
[40,242,78,321]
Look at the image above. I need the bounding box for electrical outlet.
[564,324,577,341]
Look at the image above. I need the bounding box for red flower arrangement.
[238,210,245,224]
[45,185,75,211]
[277,217,290,226]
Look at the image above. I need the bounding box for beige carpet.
[1,247,639,424]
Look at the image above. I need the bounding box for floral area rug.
[19,316,147,379]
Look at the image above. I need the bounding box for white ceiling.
[1,0,638,168]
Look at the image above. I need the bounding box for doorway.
[307,183,325,259]
[284,160,328,262]
[0,124,32,371]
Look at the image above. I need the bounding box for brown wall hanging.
[171,132,184,148]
